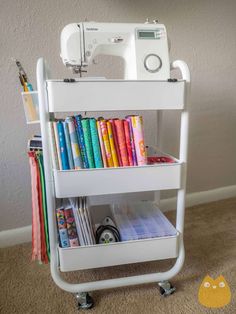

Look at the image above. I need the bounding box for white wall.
[0,0,236,231]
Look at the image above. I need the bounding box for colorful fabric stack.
[28,151,50,264]
[50,115,147,170]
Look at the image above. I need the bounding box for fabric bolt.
[66,117,83,169]
[114,119,129,167]
[89,118,103,168]
[123,119,133,166]
[126,116,137,166]
[131,116,147,166]
[81,118,95,168]
[49,122,59,170]
[53,122,62,170]
[107,120,119,167]
[74,115,89,168]
[63,121,74,169]
[57,121,70,170]
[110,119,122,166]
[97,120,108,167]
[99,119,114,167]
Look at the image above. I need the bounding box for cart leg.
[75,292,94,310]
[158,281,176,297]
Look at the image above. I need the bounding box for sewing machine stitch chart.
[36,21,190,310]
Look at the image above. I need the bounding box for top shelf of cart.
[46,79,186,112]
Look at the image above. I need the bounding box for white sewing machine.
[60,21,170,80]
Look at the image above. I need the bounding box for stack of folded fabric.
[50,114,147,170]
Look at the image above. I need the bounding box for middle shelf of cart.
[53,158,182,198]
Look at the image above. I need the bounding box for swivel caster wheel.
[75,292,94,310]
[158,281,176,297]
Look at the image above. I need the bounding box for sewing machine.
[60,21,170,80]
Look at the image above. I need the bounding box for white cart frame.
[37,58,190,294]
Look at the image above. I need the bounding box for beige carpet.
[1,198,236,314]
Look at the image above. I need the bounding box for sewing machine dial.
[144,54,162,73]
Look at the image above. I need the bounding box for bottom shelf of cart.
[58,232,179,272]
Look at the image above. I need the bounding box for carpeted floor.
[1,198,236,314]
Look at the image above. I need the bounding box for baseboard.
[1,185,236,248]
[0,225,32,248]
[160,185,236,212]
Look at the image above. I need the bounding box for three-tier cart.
[37,57,190,309]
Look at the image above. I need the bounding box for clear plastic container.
[21,91,39,124]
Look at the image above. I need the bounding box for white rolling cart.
[37,57,190,310]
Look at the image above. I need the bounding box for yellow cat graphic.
[198,275,231,308]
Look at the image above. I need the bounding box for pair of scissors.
[13,58,33,91]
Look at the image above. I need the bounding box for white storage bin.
[58,202,179,271]
[53,162,182,198]
[47,79,185,112]
[58,234,179,271]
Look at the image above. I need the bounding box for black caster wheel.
[158,281,176,297]
[75,292,94,310]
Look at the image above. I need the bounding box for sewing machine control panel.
[135,27,169,79]
[137,29,164,39]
